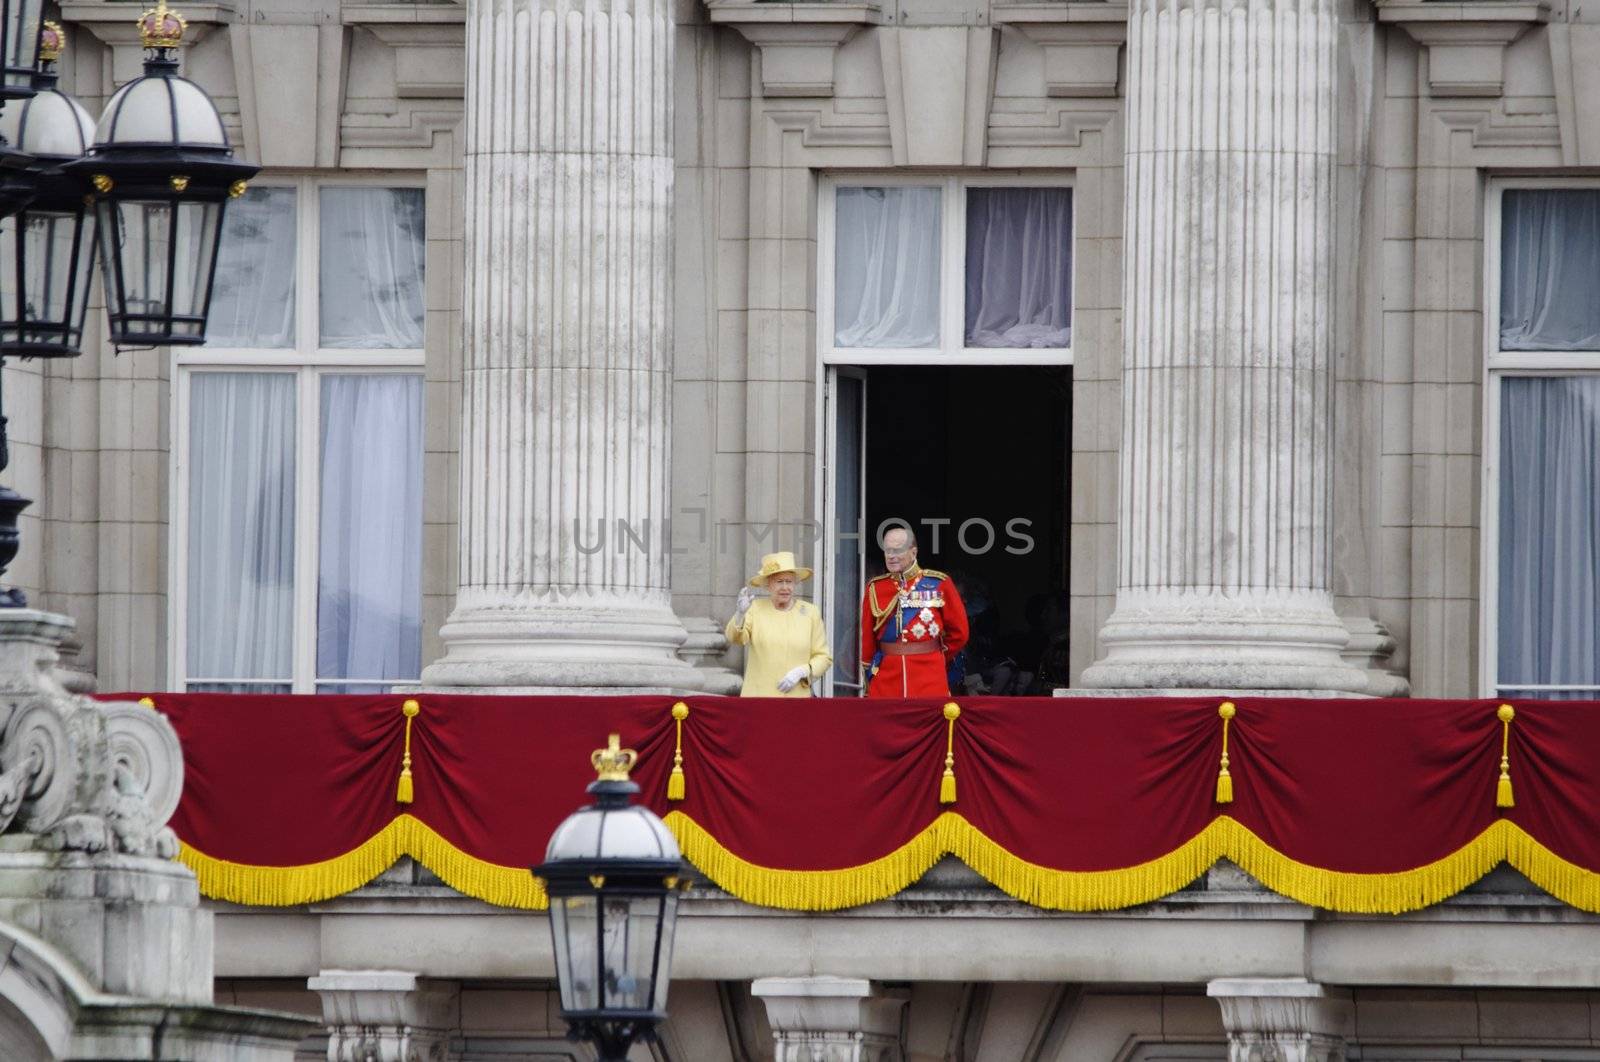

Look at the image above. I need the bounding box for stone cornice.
[1377,0,1550,97]
[991,1,1128,97]
[706,0,880,97]
[343,3,465,100]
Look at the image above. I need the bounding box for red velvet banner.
[113,692,1600,913]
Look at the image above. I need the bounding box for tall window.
[1486,183,1600,699]
[173,179,426,693]
[820,176,1074,364]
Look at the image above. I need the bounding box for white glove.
[733,586,757,625]
[776,665,809,693]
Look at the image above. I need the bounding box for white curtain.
[316,374,424,691]
[833,187,941,348]
[1500,189,1600,351]
[319,188,426,349]
[1498,376,1600,696]
[187,373,296,691]
[965,187,1073,349]
[205,186,297,348]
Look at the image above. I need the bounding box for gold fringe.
[178,814,547,909]
[171,808,1600,918]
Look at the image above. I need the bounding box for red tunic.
[858,567,970,698]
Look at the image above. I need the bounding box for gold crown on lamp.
[591,734,638,782]
[37,21,64,63]
[138,0,187,49]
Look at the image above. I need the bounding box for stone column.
[309,970,458,1062]
[421,0,702,691]
[752,976,908,1062]
[1081,0,1369,693]
[1207,979,1353,1062]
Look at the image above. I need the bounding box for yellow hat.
[748,551,813,587]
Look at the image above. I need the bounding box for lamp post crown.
[138,0,187,51]
[591,734,637,783]
[37,22,62,64]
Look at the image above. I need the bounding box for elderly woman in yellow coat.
[726,551,832,697]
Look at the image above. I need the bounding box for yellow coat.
[725,598,832,697]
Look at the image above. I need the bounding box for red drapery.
[111,693,1600,914]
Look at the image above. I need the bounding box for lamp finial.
[138,0,187,50]
[37,22,64,63]
[591,734,638,782]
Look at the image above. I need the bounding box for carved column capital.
[1208,978,1353,1062]
[752,976,908,1062]
[309,970,458,1062]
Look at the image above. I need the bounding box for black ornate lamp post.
[0,22,97,359]
[534,735,687,1061]
[66,0,258,347]
[0,3,260,605]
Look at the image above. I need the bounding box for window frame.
[168,173,427,694]
[817,172,1076,367]
[1479,176,1600,698]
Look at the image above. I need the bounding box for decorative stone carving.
[991,2,1128,98]
[423,0,704,692]
[879,27,997,166]
[706,1,879,99]
[752,976,908,1062]
[1377,0,1548,98]
[1208,978,1353,1062]
[310,970,457,1062]
[1081,0,1370,694]
[0,610,317,1056]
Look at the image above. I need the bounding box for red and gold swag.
[112,692,1600,915]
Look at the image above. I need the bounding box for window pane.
[833,186,940,348]
[316,374,424,685]
[319,188,425,348]
[1500,189,1600,351]
[187,373,296,685]
[1498,376,1600,693]
[965,187,1072,348]
[206,186,296,348]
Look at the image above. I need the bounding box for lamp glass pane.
[552,894,600,1013]
[101,198,173,339]
[2,206,95,353]
[172,199,220,340]
[650,892,679,1012]
[2,0,42,92]
[599,894,663,1013]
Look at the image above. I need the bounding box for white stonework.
[1081,0,1370,694]
[309,970,456,1062]
[752,976,907,1062]
[1207,979,1353,1062]
[421,0,704,692]
[0,611,316,1058]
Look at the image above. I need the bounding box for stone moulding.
[706,0,880,98]
[991,2,1129,98]
[1376,0,1550,97]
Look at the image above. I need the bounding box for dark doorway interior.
[863,365,1071,694]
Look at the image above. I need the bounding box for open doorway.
[822,365,1072,696]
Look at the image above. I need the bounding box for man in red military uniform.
[859,526,969,697]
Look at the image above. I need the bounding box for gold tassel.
[1496,703,1515,808]
[138,696,156,709]
[940,702,960,805]
[667,701,689,801]
[1215,701,1236,804]
[397,698,420,804]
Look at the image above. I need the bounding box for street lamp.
[65,0,258,347]
[534,735,686,1061]
[0,22,97,358]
